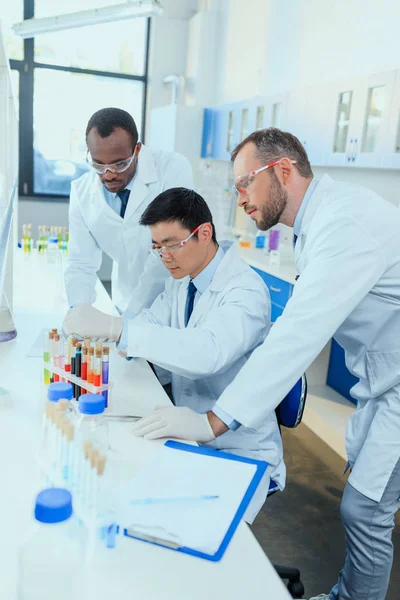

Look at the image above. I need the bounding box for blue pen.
[130,494,219,506]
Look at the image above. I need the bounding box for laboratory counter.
[0,250,291,600]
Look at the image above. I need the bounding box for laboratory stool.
[269,375,308,599]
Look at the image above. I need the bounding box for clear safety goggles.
[233,158,298,196]
[86,147,138,175]
[150,223,209,259]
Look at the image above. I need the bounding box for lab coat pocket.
[366,350,400,397]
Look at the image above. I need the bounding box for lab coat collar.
[294,174,333,262]
[179,241,244,328]
[134,144,159,186]
[122,145,159,220]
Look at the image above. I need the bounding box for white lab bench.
[237,245,355,462]
[0,250,291,600]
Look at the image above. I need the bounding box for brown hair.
[231,128,313,178]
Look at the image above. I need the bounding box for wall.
[218,0,400,103]
[209,0,400,209]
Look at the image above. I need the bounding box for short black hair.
[85,107,139,148]
[140,188,217,243]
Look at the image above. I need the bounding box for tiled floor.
[251,424,400,599]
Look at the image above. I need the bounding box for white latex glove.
[63,303,123,341]
[132,406,216,442]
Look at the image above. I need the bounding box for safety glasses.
[150,223,210,259]
[86,147,138,175]
[233,158,298,196]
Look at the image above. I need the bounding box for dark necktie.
[118,189,130,219]
[185,280,197,326]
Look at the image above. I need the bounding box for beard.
[255,171,288,231]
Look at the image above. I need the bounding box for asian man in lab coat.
[64,107,193,314]
[123,129,400,600]
[63,187,285,523]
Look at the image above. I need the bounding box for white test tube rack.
[43,361,112,395]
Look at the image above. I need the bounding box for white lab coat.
[64,145,193,313]
[216,174,400,503]
[127,241,286,520]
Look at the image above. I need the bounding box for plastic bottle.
[255,230,266,248]
[47,236,59,263]
[268,227,281,265]
[17,488,84,600]
[76,394,109,454]
[47,382,76,424]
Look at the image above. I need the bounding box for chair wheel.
[287,580,305,598]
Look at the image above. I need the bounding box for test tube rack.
[43,362,112,395]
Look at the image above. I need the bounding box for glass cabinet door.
[395,111,400,153]
[240,108,249,141]
[226,111,235,152]
[333,91,352,153]
[256,105,265,130]
[361,85,386,152]
[271,102,282,128]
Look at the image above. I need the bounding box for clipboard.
[124,440,268,562]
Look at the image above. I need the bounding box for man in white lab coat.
[64,107,193,314]
[63,187,285,523]
[121,129,400,600]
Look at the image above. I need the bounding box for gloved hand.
[63,303,123,341]
[132,406,216,442]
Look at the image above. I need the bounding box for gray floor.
[251,424,400,599]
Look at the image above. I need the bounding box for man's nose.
[237,193,247,208]
[103,169,117,180]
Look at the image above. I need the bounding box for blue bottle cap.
[34,488,72,523]
[47,382,74,402]
[78,393,105,415]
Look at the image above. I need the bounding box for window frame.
[9,0,151,200]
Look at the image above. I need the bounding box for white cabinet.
[327,71,396,168]
[383,70,400,169]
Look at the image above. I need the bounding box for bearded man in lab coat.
[64,107,193,314]
[63,187,285,523]
[117,129,400,600]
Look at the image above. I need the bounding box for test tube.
[81,346,88,393]
[75,343,82,398]
[52,334,60,382]
[102,346,109,408]
[65,337,72,374]
[43,331,51,384]
[70,339,77,397]
[94,349,102,389]
[87,346,94,384]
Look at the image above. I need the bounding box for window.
[34,19,146,75]
[333,91,353,153]
[361,85,385,153]
[3,0,150,198]
[34,69,144,195]
[0,0,24,60]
